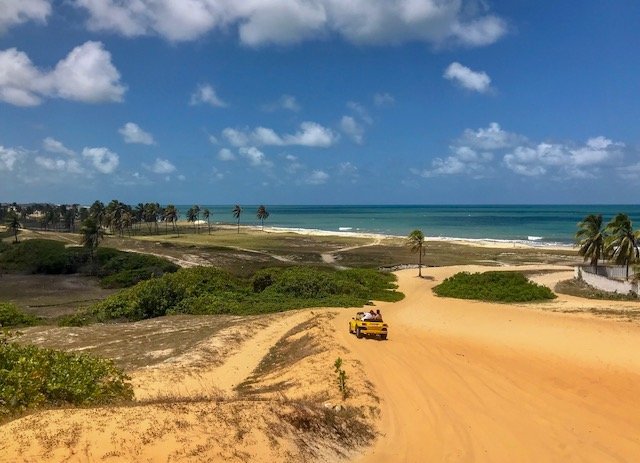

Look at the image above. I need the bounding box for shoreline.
[206,223,576,251]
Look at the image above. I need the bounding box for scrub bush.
[433,271,556,302]
[0,339,133,420]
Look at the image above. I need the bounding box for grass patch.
[433,271,557,302]
[0,302,38,327]
[0,239,178,288]
[555,278,640,301]
[0,239,80,274]
[236,316,325,396]
[94,247,179,288]
[277,401,376,456]
[82,266,402,323]
[0,335,133,421]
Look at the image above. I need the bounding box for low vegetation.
[0,302,38,327]
[334,357,349,400]
[0,239,178,288]
[0,333,133,421]
[555,278,639,301]
[74,266,403,324]
[433,271,557,302]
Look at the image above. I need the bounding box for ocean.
[176,205,640,247]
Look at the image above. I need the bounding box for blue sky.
[1,0,639,205]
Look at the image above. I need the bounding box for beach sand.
[2,265,639,462]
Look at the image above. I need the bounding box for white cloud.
[252,127,285,146]
[217,148,236,161]
[570,136,624,166]
[150,158,176,174]
[177,174,186,181]
[0,41,126,106]
[338,161,359,183]
[458,122,525,150]
[35,156,84,174]
[347,101,372,124]
[284,154,304,173]
[0,47,48,106]
[450,15,506,47]
[340,116,364,144]
[222,128,250,147]
[208,135,219,145]
[503,137,625,178]
[263,94,300,112]
[306,169,329,185]
[443,62,491,93]
[418,146,493,178]
[190,83,227,107]
[75,0,222,41]
[373,92,395,106]
[222,121,338,148]
[212,166,224,180]
[119,122,155,144]
[0,145,24,171]
[82,147,119,174]
[43,137,75,156]
[51,41,126,103]
[0,0,51,34]
[283,121,337,147]
[239,146,272,167]
[73,0,506,47]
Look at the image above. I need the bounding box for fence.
[575,265,639,297]
[579,265,636,280]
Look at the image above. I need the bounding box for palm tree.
[164,205,178,233]
[256,205,269,231]
[232,204,242,234]
[193,205,200,233]
[6,214,21,243]
[203,208,211,234]
[143,203,156,234]
[186,207,196,233]
[89,200,105,228]
[605,213,640,279]
[80,217,104,273]
[135,203,145,233]
[576,214,606,273]
[407,229,426,277]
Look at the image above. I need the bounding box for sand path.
[132,310,314,400]
[321,237,383,267]
[335,266,640,462]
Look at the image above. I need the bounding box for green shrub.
[89,266,403,322]
[433,271,556,302]
[0,302,38,327]
[0,239,80,274]
[95,248,178,288]
[0,341,133,419]
[0,240,177,287]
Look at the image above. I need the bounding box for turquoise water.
[177,205,640,246]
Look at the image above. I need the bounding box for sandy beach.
[2,262,639,462]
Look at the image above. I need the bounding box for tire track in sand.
[335,266,640,462]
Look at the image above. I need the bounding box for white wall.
[575,267,639,296]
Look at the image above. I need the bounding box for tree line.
[576,213,640,279]
[1,201,271,242]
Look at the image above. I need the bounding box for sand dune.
[2,264,639,462]
[339,267,640,462]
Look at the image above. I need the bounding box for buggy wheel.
[356,328,363,339]
[380,334,387,340]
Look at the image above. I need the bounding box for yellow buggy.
[349,312,388,340]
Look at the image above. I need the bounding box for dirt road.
[336,267,640,463]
